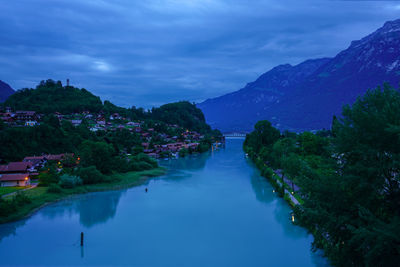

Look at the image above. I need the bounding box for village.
[0,107,212,188]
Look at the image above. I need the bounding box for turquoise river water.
[0,138,329,266]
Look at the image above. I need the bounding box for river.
[0,138,328,266]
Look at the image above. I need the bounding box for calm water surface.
[0,138,328,266]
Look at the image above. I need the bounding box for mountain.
[0,81,15,102]
[198,19,400,132]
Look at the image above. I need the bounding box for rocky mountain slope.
[198,19,400,132]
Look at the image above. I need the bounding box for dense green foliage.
[0,193,31,217]
[4,80,103,113]
[151,101,211,134]
[59,174,83,188]
[244,84,400,266]
[76,166,107,185]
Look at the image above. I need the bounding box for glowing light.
[25,177,28,181]
[272,190,275,193]
[291,215,295,223]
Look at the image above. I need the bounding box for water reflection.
[160,152,210,171]
[250,171,274,204]
[248,158,307,238]
[158,152,210,183]
[247,149,330,266]
[0,220,25,242]
[41,190,124,228]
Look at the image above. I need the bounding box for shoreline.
[0,168,166,224]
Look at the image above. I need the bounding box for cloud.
[0,0,400,108]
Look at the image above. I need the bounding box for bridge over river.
[223,132,248,137]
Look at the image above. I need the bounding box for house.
[0,162,33,174]
[46,153,73,162]
[71,120,82,126]
[23,156,47,169]
[25,120,38,126]
[15,111,39,121]
[147,153,158,158]
[54,112,63,120]
[142,132,151,138]
[126,122,140,127]
[141,143,150,149]
[0,113,14,123]
[0,174,30,187]
[110,113,122,120]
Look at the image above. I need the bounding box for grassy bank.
[0,187,24,197]
[0,168,165,224]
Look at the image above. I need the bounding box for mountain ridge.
[198,19,400,132]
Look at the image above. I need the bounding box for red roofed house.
[46,153,73,161]
[0,162,32,187]
[0,162,33,174]
[0,174,30,187]
[23,156,47,169]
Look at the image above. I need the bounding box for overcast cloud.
[1,0,400,107]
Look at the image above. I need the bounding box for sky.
[1,0,400,108]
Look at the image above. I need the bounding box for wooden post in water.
[80,232,84,246]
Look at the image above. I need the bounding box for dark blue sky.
[1,0,399,108]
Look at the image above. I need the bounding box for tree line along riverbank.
[243,83,400,266]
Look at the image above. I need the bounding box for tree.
[79,140,115,174]
[244,120,280,154]
[296,85,400,265]
[76,166,105,184]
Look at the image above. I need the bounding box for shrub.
[59,174,82,188]
[13,192,32,206]
[47,184,62,193]
[0,199,16,217]
[38,172,59,186]
[136,153,158,167]
[261,166,273,179]
[179,148,188,158]
[137,161,153,170]
[76,166,105,184]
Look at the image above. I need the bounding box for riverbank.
[0,168,166,224]
[245,154,303,208]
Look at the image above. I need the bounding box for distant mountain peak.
[0,80,15,102]
[272,64,292,71]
